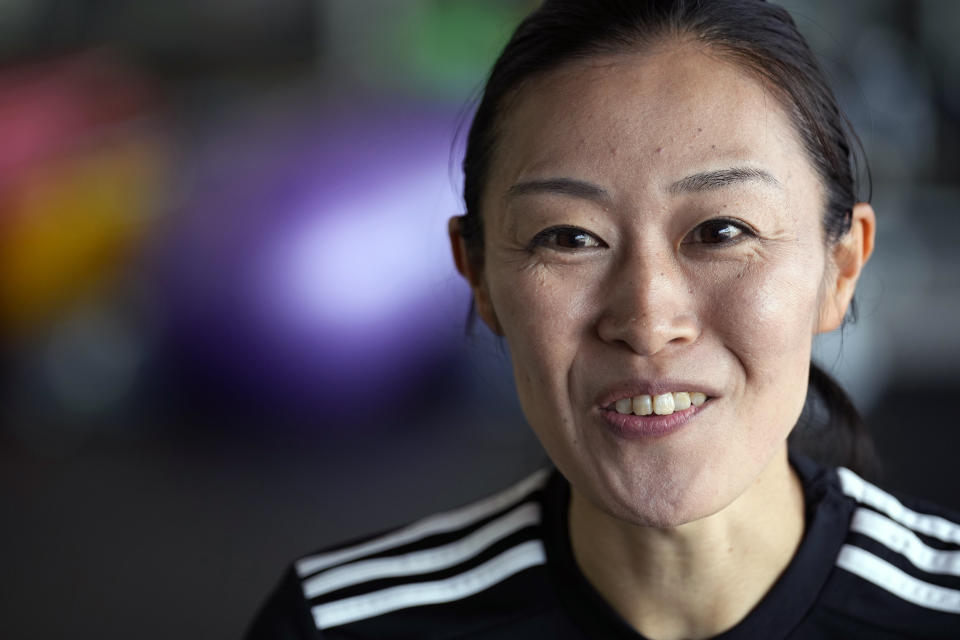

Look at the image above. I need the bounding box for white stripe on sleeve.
[836,544,960,614]
[311,539,547,630]
[850,508,960,577]
[302,501,541,598]
[295,468,550,578]
[837,467,960,546]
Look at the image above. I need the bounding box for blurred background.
[0,0,957,637]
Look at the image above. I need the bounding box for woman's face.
[467,45,842,528]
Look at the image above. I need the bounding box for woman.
[247,1,960,638]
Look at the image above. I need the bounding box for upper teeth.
[613,392,706,416]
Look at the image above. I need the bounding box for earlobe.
[817,203,876,332]
[447,216,503,335]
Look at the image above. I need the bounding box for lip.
[599,401,709,439]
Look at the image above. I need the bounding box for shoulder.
[245,565,320,640]
[817,464,960,638]
[247,468,561,640]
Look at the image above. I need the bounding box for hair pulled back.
[460,0,876,476]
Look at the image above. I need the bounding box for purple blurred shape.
[156,100,471,411]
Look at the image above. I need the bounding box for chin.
[579,460,731,530]
[607,488,723,530]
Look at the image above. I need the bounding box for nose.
[595,248,700,356]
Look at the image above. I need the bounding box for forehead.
[488,43,817,207]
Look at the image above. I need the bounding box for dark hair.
[460,0,876,477]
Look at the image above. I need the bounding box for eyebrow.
[669,167,781,194]
[505,167,780,203]
[505,178,611,203]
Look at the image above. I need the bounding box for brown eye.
[684,218,751,245]
[531,226,604,250]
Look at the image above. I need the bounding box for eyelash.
[682,217,756,246]
[529,218,755,252]
[529,226,606,250]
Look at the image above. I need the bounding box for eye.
[530,226,605,250]
[683,218,753,245]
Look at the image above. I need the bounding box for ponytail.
[789,362,879,480]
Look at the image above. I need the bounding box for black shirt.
[245,455,960,639]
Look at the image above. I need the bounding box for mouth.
[598,391,713,439]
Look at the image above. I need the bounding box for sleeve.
[244,566,322,640]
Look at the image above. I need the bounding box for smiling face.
[460,43,844,528]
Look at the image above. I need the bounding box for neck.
[568,446,805,640]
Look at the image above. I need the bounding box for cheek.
[487,264,596,400]
[709,246,823,396]
[490,264,593,344]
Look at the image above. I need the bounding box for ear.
[448,216,503,335]
[817,202,876,332]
